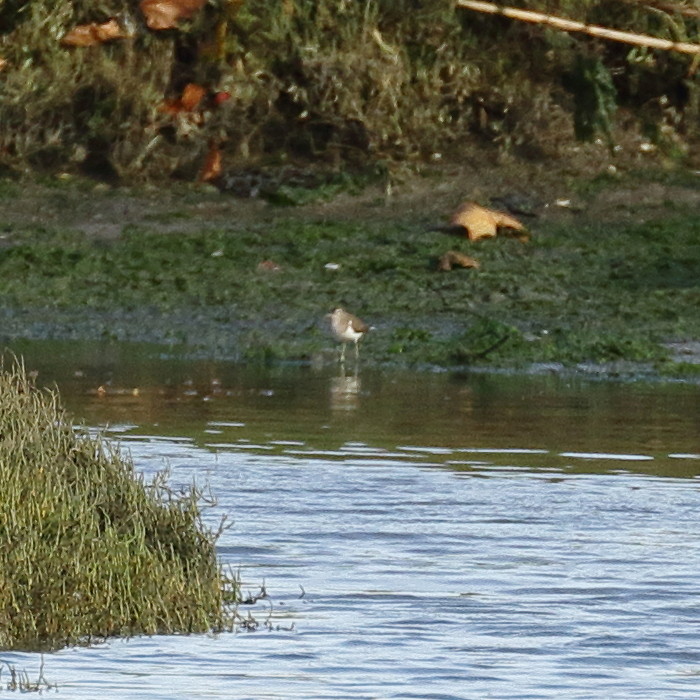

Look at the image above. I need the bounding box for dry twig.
[456,0,700,54]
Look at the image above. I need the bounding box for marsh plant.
[0,658,54,693]
[0,0,698,178]
[0,359,237,652]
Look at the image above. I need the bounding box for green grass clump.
[0,360,236,652]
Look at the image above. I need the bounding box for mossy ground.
[0,165,698,378]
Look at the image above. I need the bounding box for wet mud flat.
[0,168,698,381]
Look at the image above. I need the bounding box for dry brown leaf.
[159,83,207,116]
[140,0,207,30]
[160,85,230,117]
[199,142,222,182]
[0,58,8,72]
[437,250,481,271]
[450,201,528,242]
[175,83,206,112]
[61,19,127,47]
[257,259,282,273]
[180,82,207,111]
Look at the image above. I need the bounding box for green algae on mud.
[0,179,698,378]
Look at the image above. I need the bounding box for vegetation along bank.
[0,360,237,652]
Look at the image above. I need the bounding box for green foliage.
[0,0,173,177]
[0,360,236,651]
[447,318,521,364]
[563,54,617,143]
[659,361,700,377]
[526,327,669,365]
[388,327,433,355]
[1,1,698,177]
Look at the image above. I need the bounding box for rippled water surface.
[4,341,700,699]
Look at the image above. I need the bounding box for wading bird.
[327,307,371,363]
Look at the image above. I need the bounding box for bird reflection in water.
[329,365,361,412]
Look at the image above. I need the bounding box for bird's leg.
[354,340,360,362]
[340,343,347,364]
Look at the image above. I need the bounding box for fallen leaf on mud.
[160,83,207,115]
[437,250,480,271]
[257,260,282,273]
[199,142,222,182]
[140,0,207,30]
[449,202,528,242]
[61,19,127,47]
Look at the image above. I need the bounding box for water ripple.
[11,369,700,700]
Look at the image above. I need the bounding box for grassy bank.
[1,0,698,179]
[0,360,236,652]
[0,173,698,378]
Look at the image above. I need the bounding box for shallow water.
[3,341,700,699]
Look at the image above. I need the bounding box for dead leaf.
[199,142,222,182]
[0,58,8,72]
[180,82,207,111]
[449,201,528,242]
[160,83,207,116]
[140,0,207,30]
[257,260,282,273]
[438,250,481,271]
[61,19,127,47]
[159,84,228,118]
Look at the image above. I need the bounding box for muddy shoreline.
[1,306,696,385]
[1,163,699,382]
